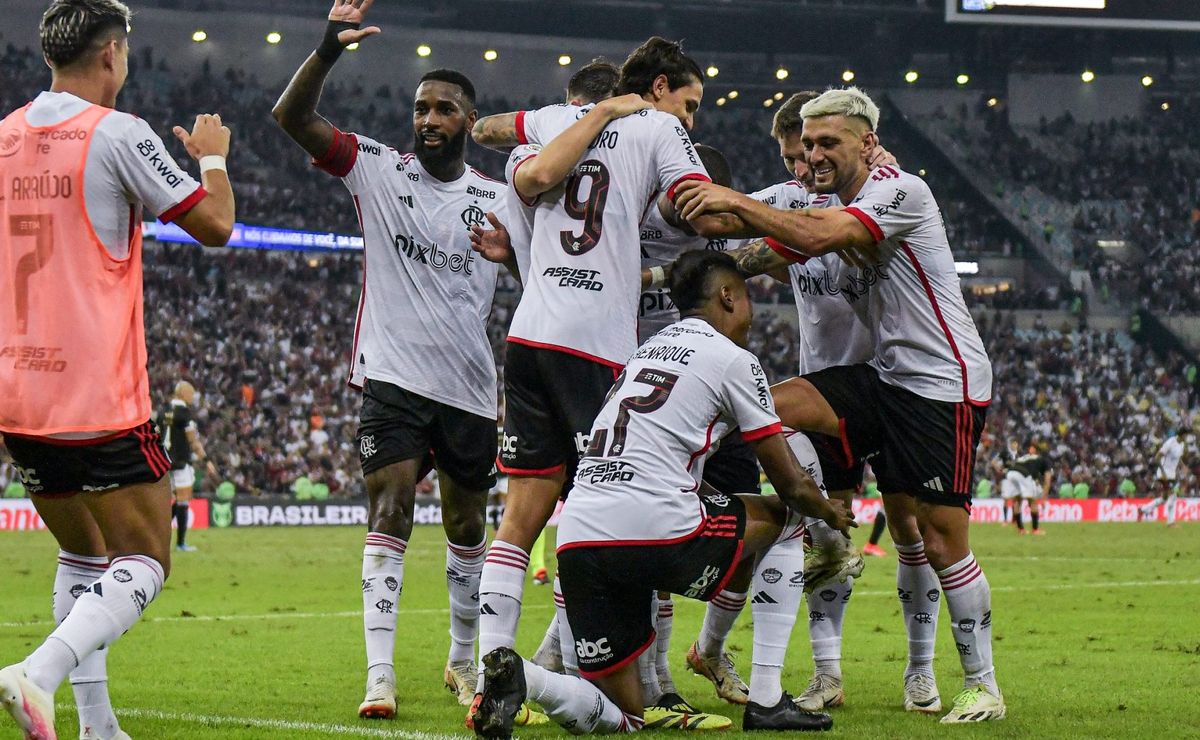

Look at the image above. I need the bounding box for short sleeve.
[721,351,782,442]
[312,129,387,192]
[505,145,541,207]
[843,169,928,243]
[517,104,583,146]
[652,117,710,201]
[101,115,204,223]
[747,181,808,210]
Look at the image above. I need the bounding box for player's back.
[508,106,708,368]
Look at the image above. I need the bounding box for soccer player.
[472,251,855,739]
[675,87,1005,723]
[467,36,741,725]
[996,440,1051,534]
[160,380,218,552]
[1139,430,1187,526]
[0,1,235,737]
[272,0,510,718]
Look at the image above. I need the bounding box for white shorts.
[170,465,195,491]
[1000,470,1037,500]
[1156,468,1178,483]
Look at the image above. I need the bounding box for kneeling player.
[472,251,855,738]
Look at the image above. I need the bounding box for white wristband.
[199,155,227,174]
[649,265,666,288]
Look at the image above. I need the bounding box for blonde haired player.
[160,381,218,552]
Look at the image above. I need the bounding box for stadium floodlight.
[346,42,360,51]
[987,97,999,107]
[484,49,499,62]
[266,31,282,45]
[417,44,432,57]
[727,90,739,99]
[919,168,927,176]
[774,92,784,100]
[842,69,855,82]
[763,98,774,107]
[1081,69,1095,82]
[1141,75,1153,87]
[775,67,789,80]
[904,70,919,83]
[558,54,572,66]
[956,73,970,85]
[1161,102,1170,111]
[716,97,726,106]
[706,65,719,78]
[191,30,207,43]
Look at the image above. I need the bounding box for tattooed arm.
[726,238,795,278]
[471,112,520,152]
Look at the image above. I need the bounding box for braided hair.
[40,0,131,69]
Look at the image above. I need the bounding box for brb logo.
[575,637,612,660]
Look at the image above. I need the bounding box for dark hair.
[694,144,732,188]
[418,69,477,108]
[669,250,742,314]
[616,37,703,96]
[567,58,619,104]
[40,0,131,69]
[771,90,820,139]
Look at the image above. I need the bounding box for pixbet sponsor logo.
[394,234,475,274]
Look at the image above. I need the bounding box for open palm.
[328,0,381,45]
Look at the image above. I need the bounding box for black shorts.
[557,492,746,678]
[500,342,618,477]
[803,364,987,509]
[805,431,867,493]
[702,430,761,494]
[357,379,497,491]
[3,421,171,496]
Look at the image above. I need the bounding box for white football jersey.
[637,204,747,343]
[502,144,541,281]
[507,104,710,367]
[315,131,506,418]
[770,166,992,404]
[1158,436,1185,479]
[556,317,782,548]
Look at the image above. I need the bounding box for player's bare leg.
[359,457,424,719]
[439,471,490,705]
[916,501,1004,723]
[4,479,171,740]
[28,495,126,740]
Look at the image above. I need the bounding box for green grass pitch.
[2,522,1198,739]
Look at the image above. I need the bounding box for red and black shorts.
[500,342,619,483]
[3,420,171,496]
[702,429,761,494]
[804,431,867,493]
[556,492,746,679]
[356,378,497,491]
[803,363,987,510]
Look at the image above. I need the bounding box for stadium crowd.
[1,44,1195,498]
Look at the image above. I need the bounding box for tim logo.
[360,435,378,459]
[460,205,486,230]
[575,637,611,659]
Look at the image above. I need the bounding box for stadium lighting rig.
[706,65,719,78]
[417,44,432,57]
[191,30,207,43]
[558,54,572,66]
[1080,69,1095,82]
[904,70,919,83]
[484,49,499,61]
[266,31,282,44]
[842,69,855,82]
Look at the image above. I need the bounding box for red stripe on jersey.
[741,422,782,442]
[158,185,207,224]
[665,173,711,202]
[505,336,624,370]
[471,167,502,184]
[346,195,368,389]
[765,237,809,264]
[311,128,358,178]
[686,416,721,480]
[898,240,971,404]
[843,206,884,243]
[510,155,540,207]
[515,111,528,145]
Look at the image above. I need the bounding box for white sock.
[937,552,997,694]
[808,576,852,679]
[697,589,747,658]
[478,540,530,689]
[895,541,939,677]
[638,594,663,705]
[524,659,637,733]
[1166,494,1178,525]
[655,597,676,693]
[749,534,805,707]
[532,611,562,670]
[27,554,164,693]
[446,537,486,664]
[554,576,579,675]
[53,552,120,738]
[362,532,406,686]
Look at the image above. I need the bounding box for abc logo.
[501,434,518,454]
[574,637,611,659]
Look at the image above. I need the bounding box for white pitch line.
[837,577,1200,598]
[57,705,461,739]
[0,603,552,630]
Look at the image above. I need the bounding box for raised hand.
[172,113,230,161]
[328,0,381,45]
